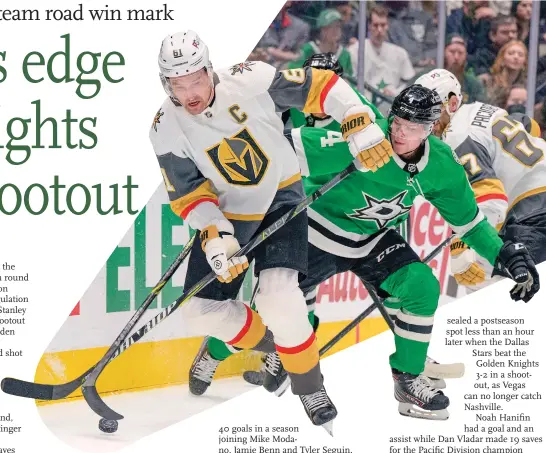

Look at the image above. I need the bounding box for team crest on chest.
[206,128,269,186]
[348,191,411,228]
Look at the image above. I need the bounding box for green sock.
[308,310,315,328]
[380,263,438,375]
[389,332,430,375]
[208,336,234,361]
[206,308,317,362]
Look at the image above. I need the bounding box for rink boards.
[34,187,458,404]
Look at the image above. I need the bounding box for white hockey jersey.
[149,61,374,243]
[443,102,546,229]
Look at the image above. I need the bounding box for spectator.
[505,84,527,111]
[334,1,359,45]
[512,0,532,46]
[469,15,518,78]
[287,1,327,25]
[444,34,486,103]
[489,0,512,16]
[347,5,415,115]
[250,2,310,67]
[446,1,496,56]
[288,9,353,76]
[387,1,438,67]
[486,40,527,107]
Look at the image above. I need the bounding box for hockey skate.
[299,385,338,436]
[393,369,450,420]
[262,352,291,397]
[243,353,266,386]
[424,357,446,389]
[189,337,222,396]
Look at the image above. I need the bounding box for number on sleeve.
[491,117,544,167]
[160,168,175,192]
[320,131,344,148]
[280,68,306,84]
[459,153,482,176]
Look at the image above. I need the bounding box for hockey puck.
[98,418,118,433]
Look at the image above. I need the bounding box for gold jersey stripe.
[224,212,265,221]
[508,186,546,213]
[302,68,337,114]
[278,172,301,190]
[472,178,506,199]
[171,180,218,218]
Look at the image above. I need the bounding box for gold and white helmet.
[158,30,213,104]
[415,69,463,117]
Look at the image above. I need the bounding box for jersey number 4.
[492,117,544,167]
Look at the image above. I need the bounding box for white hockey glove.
[200,221,248,284]
[450,239,486,286]
[341,106,393,172]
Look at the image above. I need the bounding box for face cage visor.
[159,66,214,107]
[389,115,433,142]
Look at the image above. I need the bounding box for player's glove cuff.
[341,107,392,173]
[450,239,486,286]
[494,241,540,302]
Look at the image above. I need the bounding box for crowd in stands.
[249,1,546,135]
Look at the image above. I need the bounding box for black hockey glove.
[493,241,540,302]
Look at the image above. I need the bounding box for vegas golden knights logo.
[206,128,269,186]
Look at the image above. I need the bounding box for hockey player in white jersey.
[149,30,393,432]
[416,69,545,295]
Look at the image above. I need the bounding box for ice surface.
[37,377,254,452]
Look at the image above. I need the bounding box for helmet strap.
[204,67,216,107]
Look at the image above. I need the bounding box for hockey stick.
[243,234,456,386]
[318,234,455,358]
[1,233,196,400]
[78,162,358,421]
[2,158,354,413]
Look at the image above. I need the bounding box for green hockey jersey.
[288,87,384,130]
[291,119,503,262]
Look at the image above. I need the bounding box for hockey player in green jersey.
[283,85,539,420]
[190,85,539,420]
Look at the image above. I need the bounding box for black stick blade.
[1,366,94,401]
[82,385,124,420]
[1,375,83,400]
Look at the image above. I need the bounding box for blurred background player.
[416,68,545,295]
[284,52,383,130]
[151,30,392,432]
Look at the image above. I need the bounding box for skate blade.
[398,403,449,421]
[321,420,334,436]
[424,361,465,380]
[274,376,291,397]
[428,378,446,390]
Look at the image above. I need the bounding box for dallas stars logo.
[347,191,411,228]
[229,61,256,75]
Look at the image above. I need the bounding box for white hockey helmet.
[158,30,213,104]
[414,69,463,117]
